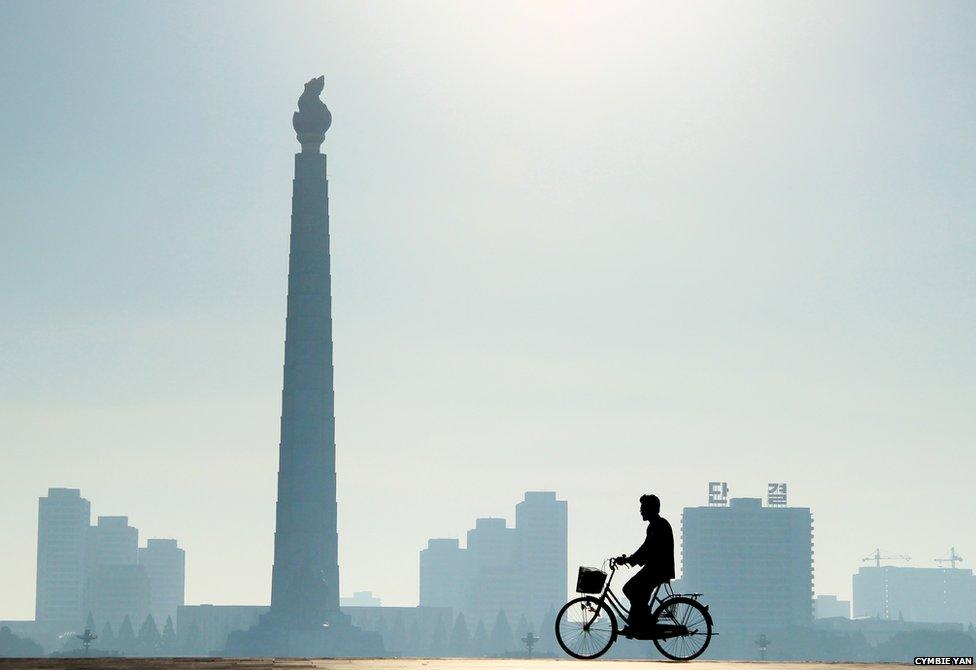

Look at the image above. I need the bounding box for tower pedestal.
[225,616,383,657]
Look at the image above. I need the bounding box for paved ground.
[0,660,911,670]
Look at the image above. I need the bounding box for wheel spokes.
[557,598,615,659]
[654,599,711,660]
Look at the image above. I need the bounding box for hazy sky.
[1,1,974,620]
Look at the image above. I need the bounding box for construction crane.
[935,547,963,569]
[862,548,911,567]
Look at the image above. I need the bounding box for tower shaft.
[269,150,340,626]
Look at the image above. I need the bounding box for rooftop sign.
[707,482,729,506]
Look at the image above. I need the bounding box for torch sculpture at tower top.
[226,76,380,656]
[293,75,332,153]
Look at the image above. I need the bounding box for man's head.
[639,494,661,520]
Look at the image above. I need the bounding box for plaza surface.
[0,660,911,670]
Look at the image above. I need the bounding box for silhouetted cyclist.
[615,494,675,637]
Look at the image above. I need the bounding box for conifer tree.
[84,612,96,635]
[161,616,177,655]
[116,616,136,656]
[449,612,470,656]
[489,610,514,656]
[100,621,116,653]
[471,619,488,656]
[537,606,556,651]
[137,614,161,656]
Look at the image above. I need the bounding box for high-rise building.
[88,516,139,566]
[35,488,91,633]
[853,565,976,625]
[681,497,814,632]
[419,491,568,631]
[467,518,517,572]
[85,515,148,628]
[419,539,468,613]
[465,518,520,627]
[516,491,568,625]
[85,564,151,630]
[139,538,186,626]
[34,490,185,637]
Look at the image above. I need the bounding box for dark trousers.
[622,567,661,628]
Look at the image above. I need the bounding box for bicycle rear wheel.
[555,596,618,659]
[651,596,713,661]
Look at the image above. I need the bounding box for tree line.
[54,612,178,657]
[355,607,558,657]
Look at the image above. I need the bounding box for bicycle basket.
[576,566,607,594]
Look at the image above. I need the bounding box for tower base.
[224,616,384,657]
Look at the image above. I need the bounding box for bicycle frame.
[559,558,714,660]
[588,561,675,628]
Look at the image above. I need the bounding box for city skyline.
[2,0,974,625]
[27,487,186,652]
[7,482,976,658]
[9,481,968,620]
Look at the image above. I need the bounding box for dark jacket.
[628,516,676,582]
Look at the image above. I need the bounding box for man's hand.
[615,554,629,566]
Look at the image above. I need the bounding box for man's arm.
[627,543,649,566]
[622,525,654,566]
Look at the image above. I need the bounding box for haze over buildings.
[1,0,975,623]
[853,565,976,625]
[15,480,976,657]
[680,488,814,631]
[34,489,90,635]
[814,595,851,620]
[420,491,567,630]
[31,488,185,650]
[140,539,187,627]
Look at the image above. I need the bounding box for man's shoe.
[619,625,653,640]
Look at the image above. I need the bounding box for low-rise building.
[853,565,976,625]
[814,594,851,619]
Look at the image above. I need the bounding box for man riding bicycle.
[615,493,675,638]
[554,492,713,660]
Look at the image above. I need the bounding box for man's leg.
[622,568,656,632]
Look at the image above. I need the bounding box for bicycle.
[555,556,713,661]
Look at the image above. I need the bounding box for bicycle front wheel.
[651,596,713,661]
[555,595,618,659]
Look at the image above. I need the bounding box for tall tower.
[226,76,380,656]
[269,74,340,628]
